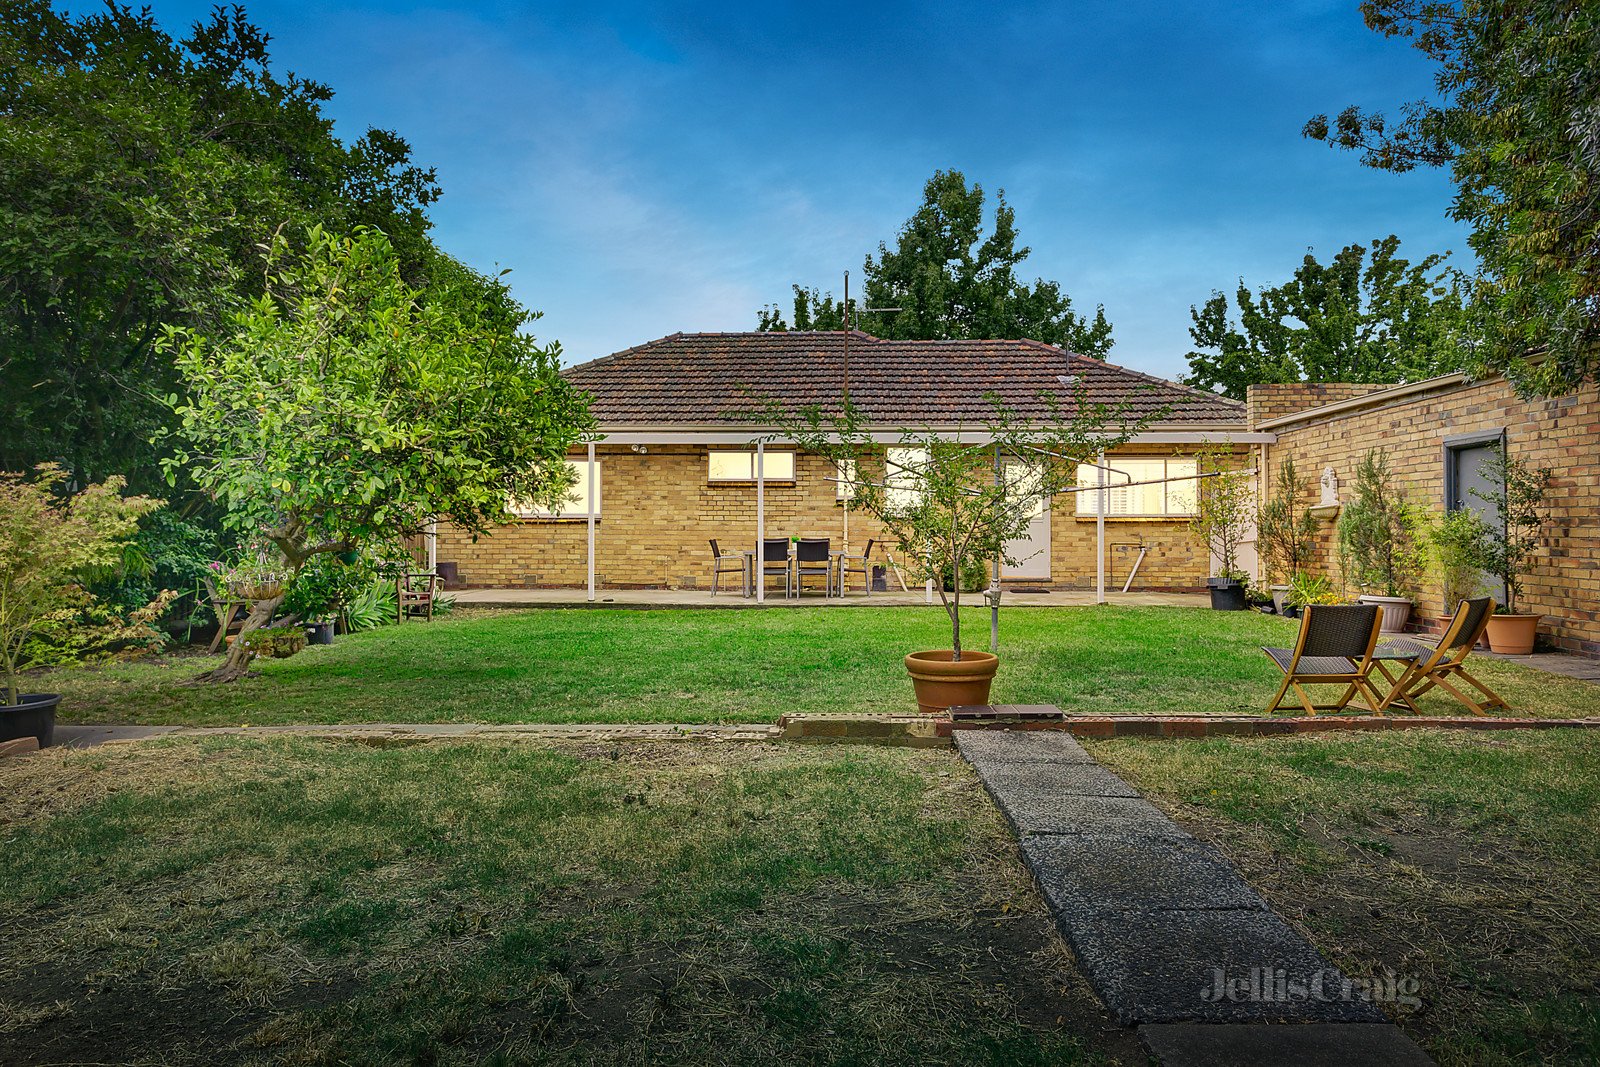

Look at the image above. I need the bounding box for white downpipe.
[756,441,766,603]
[586,441,596,602]
[426,519,437,573]
[1096,453,1107,604]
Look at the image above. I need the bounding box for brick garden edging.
[776,707,1600,745]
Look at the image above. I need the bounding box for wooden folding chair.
[1371,597,1509,715]
[1262,603,1386,715]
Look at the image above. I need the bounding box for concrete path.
[451,587,1207,610]
[50,721,779,749]
[954,730,1435,1065]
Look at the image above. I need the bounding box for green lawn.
[1094,730,1600,1066]
[0,736,1141,1066]
[44,605,1600,725]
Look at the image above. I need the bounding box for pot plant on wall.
[0,466,160,747]
[1336,448,1427,631]
[776,393,1148,713]
[1474,444,1555,654]
[1188,444,1254,610]
[1256,456,1319,614]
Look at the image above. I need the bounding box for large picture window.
[708,450,795,482]
[1076,456,1198,517]
[512,459,600,519]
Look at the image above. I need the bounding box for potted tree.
[1337,448,1427,631]
[1429,507,1491,614]
[1474,445,1555,654]
[0,466,159,746]
[1256,457,1319,613]
[1188,445,1254,610]
[779,393,1147,713]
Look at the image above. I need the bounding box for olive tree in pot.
[1188,445,1254,610]
[778,394,1147,713]
[0,466,160,746]
[1337,448,1427,631]
[1256,456,1319,614]
[1473,445,1555,654]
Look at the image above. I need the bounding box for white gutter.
[592,428,1274,445]
[1256,372,1473,431]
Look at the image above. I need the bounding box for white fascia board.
[594,425,1273,446]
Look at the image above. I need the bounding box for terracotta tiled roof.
[563,332,1245,427]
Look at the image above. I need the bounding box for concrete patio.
[449,587,1211,609]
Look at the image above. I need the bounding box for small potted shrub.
[1474,446,1555,654]
[1188,445,1253,610]
[1257,457,1319,613]
[1284,571,1340,617]
[777,392,1147,713]
[1337,448,1426,631]
[0,466,158,746]
[1429,507,1491,613]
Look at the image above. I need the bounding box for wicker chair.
[835,539,878,596]
[1370,597,1508,715]
[793,537,832,596]
[708,539,748,597]
[1262,603,1385,715]
[758,538,793,598]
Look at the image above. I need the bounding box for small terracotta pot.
[1484,613,1541,655]
[904,650,999,714]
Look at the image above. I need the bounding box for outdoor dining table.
[732,544,853,598]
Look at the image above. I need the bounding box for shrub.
[1430,507,1492,612]
[0,466,161,704]
[1472,445,1554,615]
[1256,457,1318,584]
[1287,571,1341,609]
[1188,444,1254,581]
[343,576,398,632]
[1336,449,1427,598]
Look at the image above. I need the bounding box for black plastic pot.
[305,620,335,645]
[1,693,60,747]
[1206,578,1249,611]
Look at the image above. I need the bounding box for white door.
[1001,460,1051,580]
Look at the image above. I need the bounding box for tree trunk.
[198,594,283,683]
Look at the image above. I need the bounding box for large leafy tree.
[1183,236,1473,400]
[161,227,595,682]
[758,170,1114,356]
[0,1,443,488]
[1304,1,1600,395]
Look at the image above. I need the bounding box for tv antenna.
[840,270,901,407]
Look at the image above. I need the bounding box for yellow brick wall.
[1253,378,1600,655]
[435,443,1233,592]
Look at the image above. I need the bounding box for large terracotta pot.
[904,650,999,714]
[1484,614,1541,655]
[1358,594,1414,633]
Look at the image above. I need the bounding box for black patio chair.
[759,537,793,598]
[793,537,832,596]
[1262,603,1385,715]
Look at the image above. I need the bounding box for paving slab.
[1140,1022,1435,1066]
[953,729,1099,764]
[974,759,1143,800]
[1062,906,1384,1024]
[988,787,1184,838]
[1022,833,1268,917]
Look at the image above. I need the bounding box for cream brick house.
[432,331,1267,594]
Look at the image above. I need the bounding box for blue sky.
[144,0,1467,379]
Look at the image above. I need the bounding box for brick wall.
[435,442,1235,592]
[1246,382,1392,426]
[1254,377,1600,655]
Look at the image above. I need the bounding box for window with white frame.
[511,459,601,519]
[836,458,858,501]
[1076,456,1198,517]
[707,450,795,482]
[886,447,928,509]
